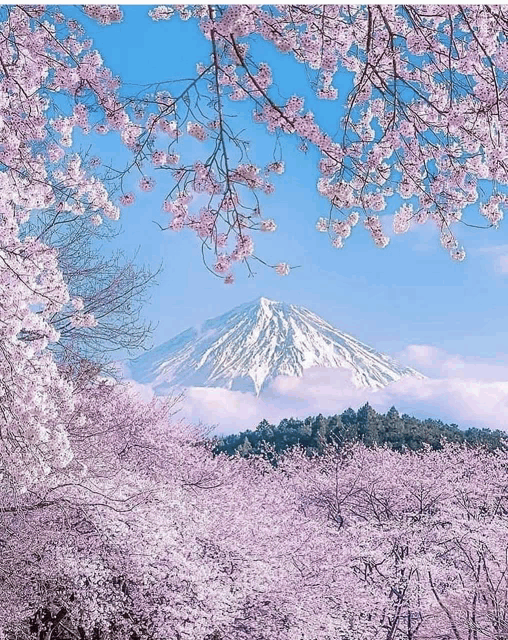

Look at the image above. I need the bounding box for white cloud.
[475,244,508,276]
[175,347,508,436]
[123,378,156,403]
[382,212,439,253]
[397,344,508,381]
[496,254,508,274]
[476,244,508,255]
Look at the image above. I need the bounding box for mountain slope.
[129,297,424,395]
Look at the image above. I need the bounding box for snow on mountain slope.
[129,297,424,395]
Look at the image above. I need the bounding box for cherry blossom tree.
[5,427,508,640]
[87,4,508,282]
[3,3,508,331]
[24,202,158,372]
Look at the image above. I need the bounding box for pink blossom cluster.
[188,207,216,239]
[139,176,156,192]
[163,193,192,232]
[331,219,352,239]
[275,262,290,275]
[348,212,360,226]
[315,217,329,233]
[70,312,98,328]
[121,123,143,147]
[166,152,180,165]
[261,219,276,232]
[163,5,508,262]
[0,6,129,485]
[364,215,390,248]
[246,62,272,95]
[192,162,221,195]
[119,193,136,207]
[148,6,174,22]
[231,234,254,260]
[84,5,123,26]
[393,203,414,234]
[230,163,264,189]
[213,253,232,274]
[266,161,285,175]
[480,194,507,227]
[186,121,207,141]
[159,119,181,138]
[151,150,168,167]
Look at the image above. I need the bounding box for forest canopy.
[215,403,508,458]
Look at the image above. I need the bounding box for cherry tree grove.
[3,420,508,640]
[2,4,508,640]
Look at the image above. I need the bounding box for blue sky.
[68,7,508,429]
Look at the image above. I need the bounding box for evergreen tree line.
[214,404,508,457]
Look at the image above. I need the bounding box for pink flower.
[451,247,466,261]
[261,219,277,232]
[120,193,136,206]
[84,5,123,25]
[316,217,329,232]
[373,234,390,248]
[71,297,84,311]
[232,235,254,260]
[149,6,174,21]
[331,220,351,238]
[440,232,458,250]
[186,121,207,141]
[139,177,155,192]
[47,144,65,164]
[151,151,167,167]
[348,212,360,227]
[275,262,290,276]
[166,153,180,165]
[169,217,185,231]
[214,254,232,273]
[266,161,285,175]
[216,233,228,247]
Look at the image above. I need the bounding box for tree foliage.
[90,4,508,280]
[24,208,158,371]
[215,403,508,458]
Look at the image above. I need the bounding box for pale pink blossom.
[149,5,174,21]
[186,121,207,141]
[139,177,155,192]
[261,219,277,232]
[151,150,167,166]
[120,192,136,206]
[275,262,290,275]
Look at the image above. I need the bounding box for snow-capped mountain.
[129,297,424,395]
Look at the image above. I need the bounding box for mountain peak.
[129,299,424,395]
[255,295,282,309]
